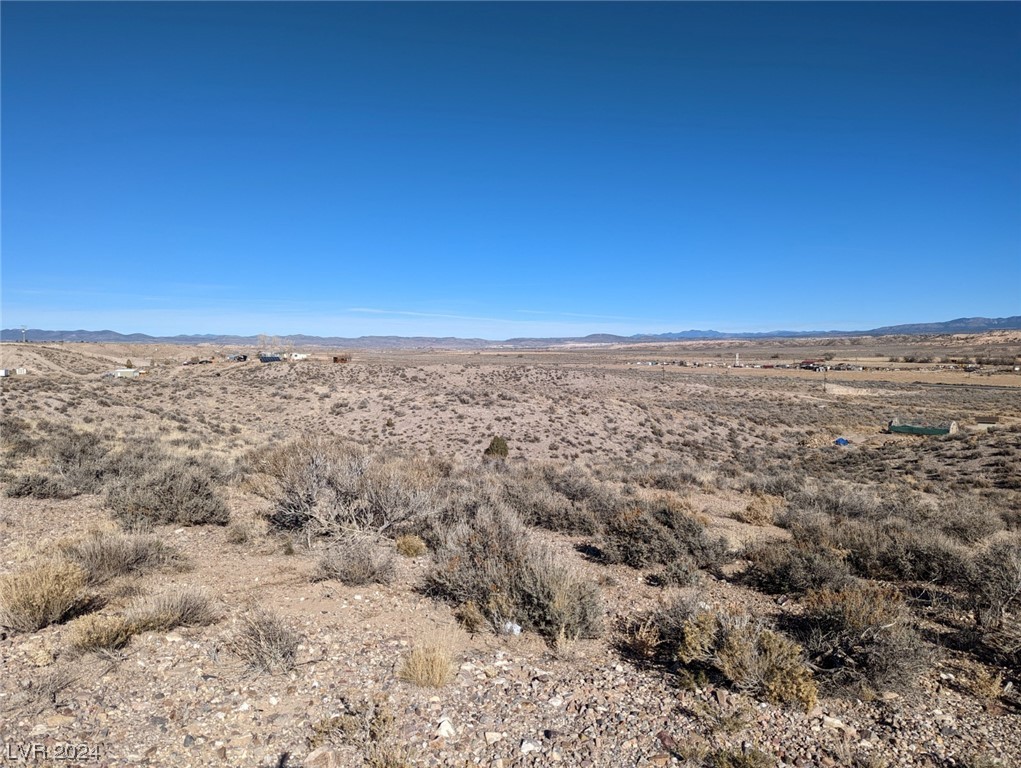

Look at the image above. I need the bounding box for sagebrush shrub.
[663,598,816,710]
[425,504,602,643]
[5,473,74,499]
[251,437,438,538]
[501,470,599,535]
[599,498,729,571]
[965,535,1021,628]
[105,445,229,527]
[313,539,397,586]
[59,529,179,585]
[800,583,929,693]
[742,542,852,595]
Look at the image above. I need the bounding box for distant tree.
[125,359,134,369]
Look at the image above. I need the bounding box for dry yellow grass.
[0,561,91,632]
[68,613,136,653]
[398,637,455,688]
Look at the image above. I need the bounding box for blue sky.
[2,2,1019,338]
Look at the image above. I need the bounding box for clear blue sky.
[2,2,1019,338]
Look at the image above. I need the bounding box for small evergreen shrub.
[482,436,508,460]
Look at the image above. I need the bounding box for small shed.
[976,416,999,425]
[113,368,139,378]
[888,417,958,436]
[15,368,27,376]
[333,355,350,364]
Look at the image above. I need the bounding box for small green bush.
[482,436,508,460]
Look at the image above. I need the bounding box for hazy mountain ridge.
[2,316,1019,348]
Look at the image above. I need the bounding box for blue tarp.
[834,438,850,446]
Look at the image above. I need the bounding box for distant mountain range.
[2,316,1019,349]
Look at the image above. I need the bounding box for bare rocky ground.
[1,336,1019,768]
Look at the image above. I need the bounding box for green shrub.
[482,436,508,460]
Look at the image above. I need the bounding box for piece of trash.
[834,438,850,446]
[501,622,522,636]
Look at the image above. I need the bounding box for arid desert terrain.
[1,333,1019,768]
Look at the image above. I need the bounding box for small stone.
[823,716,845,730]
[521,739,541,754]
[435,719,456,739]
[304,747,342,768]
[485,731,504,745]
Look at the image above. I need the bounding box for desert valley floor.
[1,334,1019,768]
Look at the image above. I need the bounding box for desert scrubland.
[1,334,1019,768]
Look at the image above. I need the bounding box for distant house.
[113,368,139,378]
[0,370,8,377]
[976,416,999,425]
[290,353,309,361]
[226,354,248,362]
[333,355,350,364]
[888,418,958,436]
